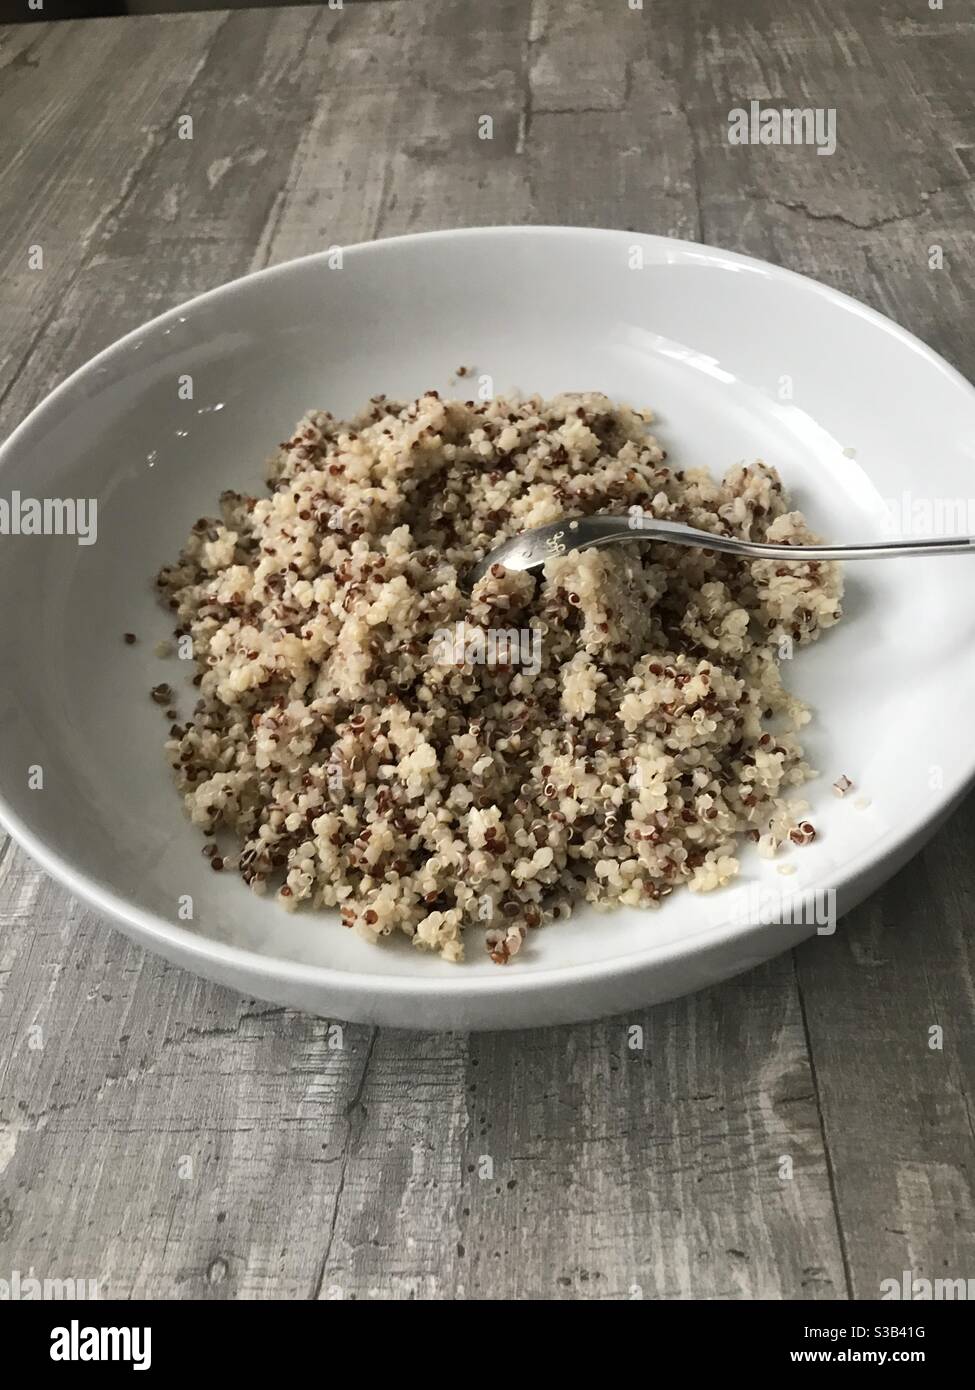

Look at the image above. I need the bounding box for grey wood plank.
[0,0,973,1301]
[0,883,844,1298]
[0,6,334,430]
[455,965,844,1300]
[253,0,535,261]
[795,838,975,1300]
[0,12,229,415]
[0,860,378,1299]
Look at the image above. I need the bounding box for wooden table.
[1,0,973,1300]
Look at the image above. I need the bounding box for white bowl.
[2,227,974,1030]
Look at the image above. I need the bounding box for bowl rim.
[1,222,974,1001]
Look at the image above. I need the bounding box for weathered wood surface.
[0,0,973,1300]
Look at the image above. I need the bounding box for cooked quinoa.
[155,392,843,963]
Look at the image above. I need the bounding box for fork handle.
[633,518,975,561]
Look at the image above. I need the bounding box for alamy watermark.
[0,492,97,545]
[0,1267,99,1299]
[729,884,837,935]
[880,491,975,538]
[431,623,541,676]
[881,1269,975,1300]
[728,100,836,156]
[50,1320,150,1371]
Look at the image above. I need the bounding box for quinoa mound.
[155,391,843,963]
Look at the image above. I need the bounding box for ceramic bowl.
[1,227,974,1028]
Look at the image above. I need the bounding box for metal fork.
[467,514,975,587]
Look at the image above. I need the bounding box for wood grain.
[0,0,973,1300]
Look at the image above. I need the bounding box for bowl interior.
[2,227,975,983]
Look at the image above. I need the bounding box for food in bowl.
[154,391,842,962]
